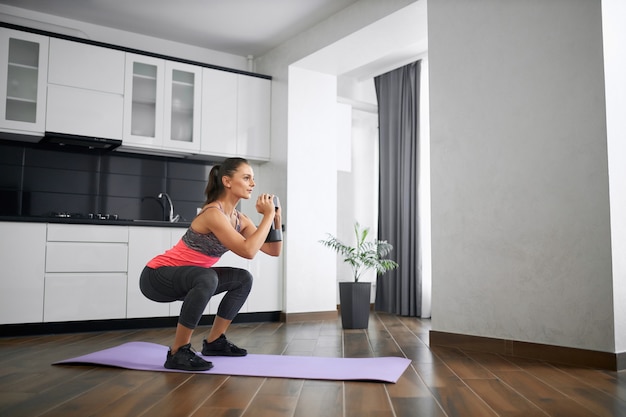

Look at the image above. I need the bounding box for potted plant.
[319,222,399,329]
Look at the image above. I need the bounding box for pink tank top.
[146,204,241,269]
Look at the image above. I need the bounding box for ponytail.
[203,157,249,205]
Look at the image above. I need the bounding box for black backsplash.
[0,140,217,222]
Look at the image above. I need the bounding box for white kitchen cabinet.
[48,38,125,93]
[47,223,128,242]
[247,252,282,312]
[46,85,124,140]
[162,61,202,153]
[44,224,129,322]
[122,53,165,149]
[122,54,202,155]
[162,229,251,317]
[0,222,46,324]
[208,251,251,315]
[200,70,270,161]
[46,38,125,139]
[200,68,237,157]
[45,240,128,273]
[1,221,281,326]
[169,227,187,316]
[237,74,271,161]
[204,250,282,314]
[127,226,176,318]
[0,28,48,137]
[44,273,128,322]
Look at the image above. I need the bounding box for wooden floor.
[2,312,626,417]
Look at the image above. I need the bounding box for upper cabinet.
[201,68,270,161]
[48,38,125,92]
[201,68,238,157]
[46,38,125,139]
[0,28,271,161]
[237,74,271,161]
[0,28,48,136]
[162,61,202,153]
[122,53,165,150]
[122,54,202,154]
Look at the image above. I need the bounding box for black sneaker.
[202,334,247,356]
[164,343,213,371]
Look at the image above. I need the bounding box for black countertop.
[0,216,191,228]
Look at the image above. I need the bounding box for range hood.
[40,132,122,151]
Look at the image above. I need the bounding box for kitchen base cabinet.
[44,224,128,322]
[45,240,128,273]
[152,231,254,317]
[0,221,281,326]
[44,273,127,322]
[128,227,279,319]
[208,251,250,315]
[168,228,187,316]
[127,226,176,318]
[247,253,282,313]
[127,226,190,318]
[0,222,46,324]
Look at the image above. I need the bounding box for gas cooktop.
[44,212,131,221]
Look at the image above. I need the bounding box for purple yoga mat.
[53,341,411,383]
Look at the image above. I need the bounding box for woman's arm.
[193,197,276,259]
[241,207,283,257]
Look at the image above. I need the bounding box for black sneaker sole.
[201,351,247,357]
[164,362,214,371]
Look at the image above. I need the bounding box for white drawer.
[44,273,127,321]
[47,224,129,242]
[46,242,128,272]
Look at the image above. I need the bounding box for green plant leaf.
[319,221,399,282]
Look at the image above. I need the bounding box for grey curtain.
[374,60,421,316]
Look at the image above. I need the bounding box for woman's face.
[224,163,255,199]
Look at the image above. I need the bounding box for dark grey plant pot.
[339,281,372,329]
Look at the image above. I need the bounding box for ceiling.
[0,0,361,58]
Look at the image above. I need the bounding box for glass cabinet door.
[162,61,202,152]
[123,53,164,147]
[0,29,49,134]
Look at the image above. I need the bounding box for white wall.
[429,0,614,351]
[602,0,626,352]
[284,67,338,313]
[337,107,380,298]
[419,58,432,318]
[255,0,422,314]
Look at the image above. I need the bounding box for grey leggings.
[139,266,253,329]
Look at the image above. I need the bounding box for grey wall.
[428,0,614,351]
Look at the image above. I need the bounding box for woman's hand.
[256,193,276,217]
